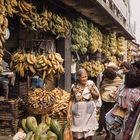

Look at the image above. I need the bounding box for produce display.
[101,34,111,58]
[79,60,104,77]
[10,51,64,79]
[116,37,125,56]
[71,17,89,54]
[127,41,134,61]
[0,0,18,16]
[89,23,103,53]
[0,0,72,39]
[0,4,8,72]
[27,87,70,117]
[16,0,72,38]
[27,88,56,115]
[108,31,117,55]
[20,116,62,140]
[50,88,70,118]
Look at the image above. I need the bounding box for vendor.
[0,60,15,99]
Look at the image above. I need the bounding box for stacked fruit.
[116,37,125,56]
[0,4,8,73]
[10,51,64,78]
[71,17,89,54]
[89,24,103,53]
[50,88,70,118]
[27,88,56,115]
[80,60,104,77]
[19,116,62,140]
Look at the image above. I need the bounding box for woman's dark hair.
[132,60,140,69]
[125,69,140,88]
[103,68,117,80]
[120,61,133,70]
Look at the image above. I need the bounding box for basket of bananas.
[27,88,56,115]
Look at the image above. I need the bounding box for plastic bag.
[63,122,73,140]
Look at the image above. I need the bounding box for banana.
[0,15,4,25]
[29,65,36,74]
[6,4,13,16]
[0,35,5,44]
[20,18,27,27]
[22,0,33,11]
[11,0,18,7]
[27,54,34,65]
[54,53,64,63]
[18,1,24,13]
[20,1,30,12]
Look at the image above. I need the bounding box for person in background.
[67,68,102,140]
[97,68,123,140]
[120,61,134,74]
[71,53,79,84]
[0,60,15,99]
[114,69,140,140]
[132,60,140,70]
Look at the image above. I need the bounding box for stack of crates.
[0,98,25,136]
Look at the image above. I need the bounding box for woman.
[98,68,123,140]
[67,68,102,140]
[115,69,140,140]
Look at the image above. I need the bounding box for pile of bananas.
[109,32,117,55]
[0,0,18,16]
[116,37,125,56]
[71,17,89,54]
[0,4,8,72]
[10,51,64,78]
[80,60,104,77]
[50,88,70,118]
[27,88,56,115]
[89,24,103,53]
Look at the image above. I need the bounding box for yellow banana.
[27,54,34,65]
[29,65,36,74]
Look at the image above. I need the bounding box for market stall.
[0,0,131,138]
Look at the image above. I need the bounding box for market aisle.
[0,133,123,140]
[93,132,123,140]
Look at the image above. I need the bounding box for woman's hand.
[67,113,72,121]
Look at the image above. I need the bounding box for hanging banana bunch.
[10,51,64,79]
[0,0,18,16]
[89,24,103,53]
[80,60,104,77]
[109,31,117,55]
[116,36,125,56]
[0,4,9,73]
[71,17,89,55]
[101,34,111,58]
[127,41,134,62]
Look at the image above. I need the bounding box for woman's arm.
[67,100,73,121]
[90,85,99,99]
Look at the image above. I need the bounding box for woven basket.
[52,116,67,126]
[27,105,52,115]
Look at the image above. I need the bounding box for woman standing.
[67,68,102,140]
[116,69,140,140]
[98,68,123,140]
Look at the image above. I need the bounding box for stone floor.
[0,133,123,140]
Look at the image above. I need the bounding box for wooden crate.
[0,119,20,136]
[0,98,25,120]
[9,81,28,98]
